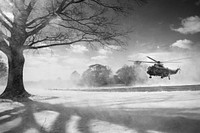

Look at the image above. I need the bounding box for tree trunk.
[0,48,30,99]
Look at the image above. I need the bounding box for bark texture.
[0,48,30,99]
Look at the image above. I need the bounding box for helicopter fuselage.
[147,65,180,80]
[129,56,183,80]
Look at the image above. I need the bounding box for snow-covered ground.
[0,87,200,133]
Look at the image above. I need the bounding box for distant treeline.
[70,64,148,87]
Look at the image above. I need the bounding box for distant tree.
[113,74,123,84]
[116,64,148,85]
[133,64,148,84]
[0,0,146,98]
[82,64,112,86]
[70,71,81,85]
[116,65,136,85]
[81,69,95,86]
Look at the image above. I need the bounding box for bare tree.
[0,0,146,99]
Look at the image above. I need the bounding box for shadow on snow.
[0,96,200,133]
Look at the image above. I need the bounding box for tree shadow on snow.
[0,96,200,133]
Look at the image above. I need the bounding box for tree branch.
[56,0,85,14]
[0,40,11,56]
[0,9,13,25]
[22,0,144,51]
[26,14,49,27]
[0,29,9,40]
[0,17,12,31]
[27,37,49,47]
[56,0,70,13]
[91,0,124,12]
[26,38,85,49]
[27,19,50,36]
[25,0,37,16]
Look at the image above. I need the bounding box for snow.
[0,87,200,133]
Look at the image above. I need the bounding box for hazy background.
[1,0,200,88]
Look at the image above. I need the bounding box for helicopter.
[129,56,184,80]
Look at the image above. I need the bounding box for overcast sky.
[1,0,200,85]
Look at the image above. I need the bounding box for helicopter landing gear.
[168,76,170,80]
[161,74,165,79]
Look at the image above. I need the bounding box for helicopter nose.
[147,69,151,74]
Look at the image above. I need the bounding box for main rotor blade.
[164,57,191,62]
[162,62,181,63]
[128,60,155,64]
[147,56,158,62]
